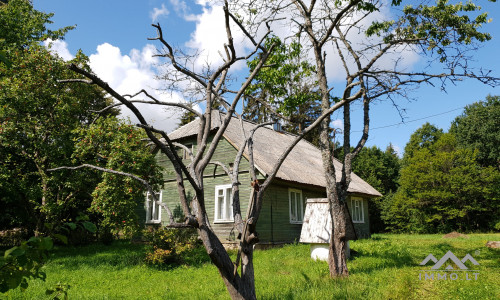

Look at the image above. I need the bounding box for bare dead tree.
[47,1,345,298]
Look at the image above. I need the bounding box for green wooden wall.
[347,195,371,239]
[256,182,326,243]
[144,134,371,243]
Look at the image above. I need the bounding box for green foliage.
[350,145,401,233]
[401,122,443,166]
[243,35,322,146]
[45,282,70,300]
[0,236,53,293]
[0,0,113,233]
[73,117,163,236]
[0,218,96,295]
[0,45,112,231]
[386,130,499,233]
[336,144,401,232]
[58,214,97,246]
[143,227,205,266]
[450,95,500,167]
[0,0,73,51]
[367,0,494,63]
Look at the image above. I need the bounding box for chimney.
[273,122,282,132]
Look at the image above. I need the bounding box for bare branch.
[58,79,93,84]
[209,161,233,182]
[47,164,161,203]
[173,142,194,162]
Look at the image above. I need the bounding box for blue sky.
[34,0,500,155]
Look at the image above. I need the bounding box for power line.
[352,106,464,132]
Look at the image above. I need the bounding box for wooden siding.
[153,136,254,242]
[256,182,326,243]
[145,135,371,243]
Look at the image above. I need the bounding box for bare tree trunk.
[327,189,349,277]
[197,224,256,300]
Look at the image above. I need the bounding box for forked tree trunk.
[197,221,257,300]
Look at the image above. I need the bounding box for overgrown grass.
[2,234,499,299]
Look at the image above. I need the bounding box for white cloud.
[184,4,258,72]
[392,144,402,158]
[151,3,170,22]
[332,119,344,130]
[170,0,197,21]
[43,39,74,61]
[88,43,183,132]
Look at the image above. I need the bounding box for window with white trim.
[351,197,364,223]
[146,191,162,224]
[289,188,304,224]
[214,184,234,223]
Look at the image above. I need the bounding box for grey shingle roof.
[167,111,382,197]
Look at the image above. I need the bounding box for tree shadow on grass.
[348,242,456,275]
[48,240,210,271]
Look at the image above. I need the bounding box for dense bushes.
[143,228,208,267]
[383,126,499,233]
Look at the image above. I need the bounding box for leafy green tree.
[401,122,443,166]
[71,117,163,236]
[450,95,500,167]
[0,47,111,232]
[0,0,157,238]
[0,0,73,51]
[385,132,499,233]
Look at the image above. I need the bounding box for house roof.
[167,111,382,197]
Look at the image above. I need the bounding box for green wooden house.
[142,112,381,246]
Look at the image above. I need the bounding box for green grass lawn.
[2,234,499,299]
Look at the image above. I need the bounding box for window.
[214,184,234,223]
[289,188,304,224]
[146,191,162,224]
[351,197,364,223]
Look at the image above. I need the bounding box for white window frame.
[214,184,234,223]
[289,188,304,224]
[351,197,364,223]
[146,191,162,224]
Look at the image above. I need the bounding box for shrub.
[143,227,204,266]
[0,228,29,247]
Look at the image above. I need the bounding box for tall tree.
[450,95,500,168]
[235,0,499,279]
[0,0,156,237]
[0,0,72,50]
[386,131,499,232]
[402,122,444,166]
[0,47,110,232]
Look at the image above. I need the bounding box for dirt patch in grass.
[442,231,469,239]
[485,241,500,249]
